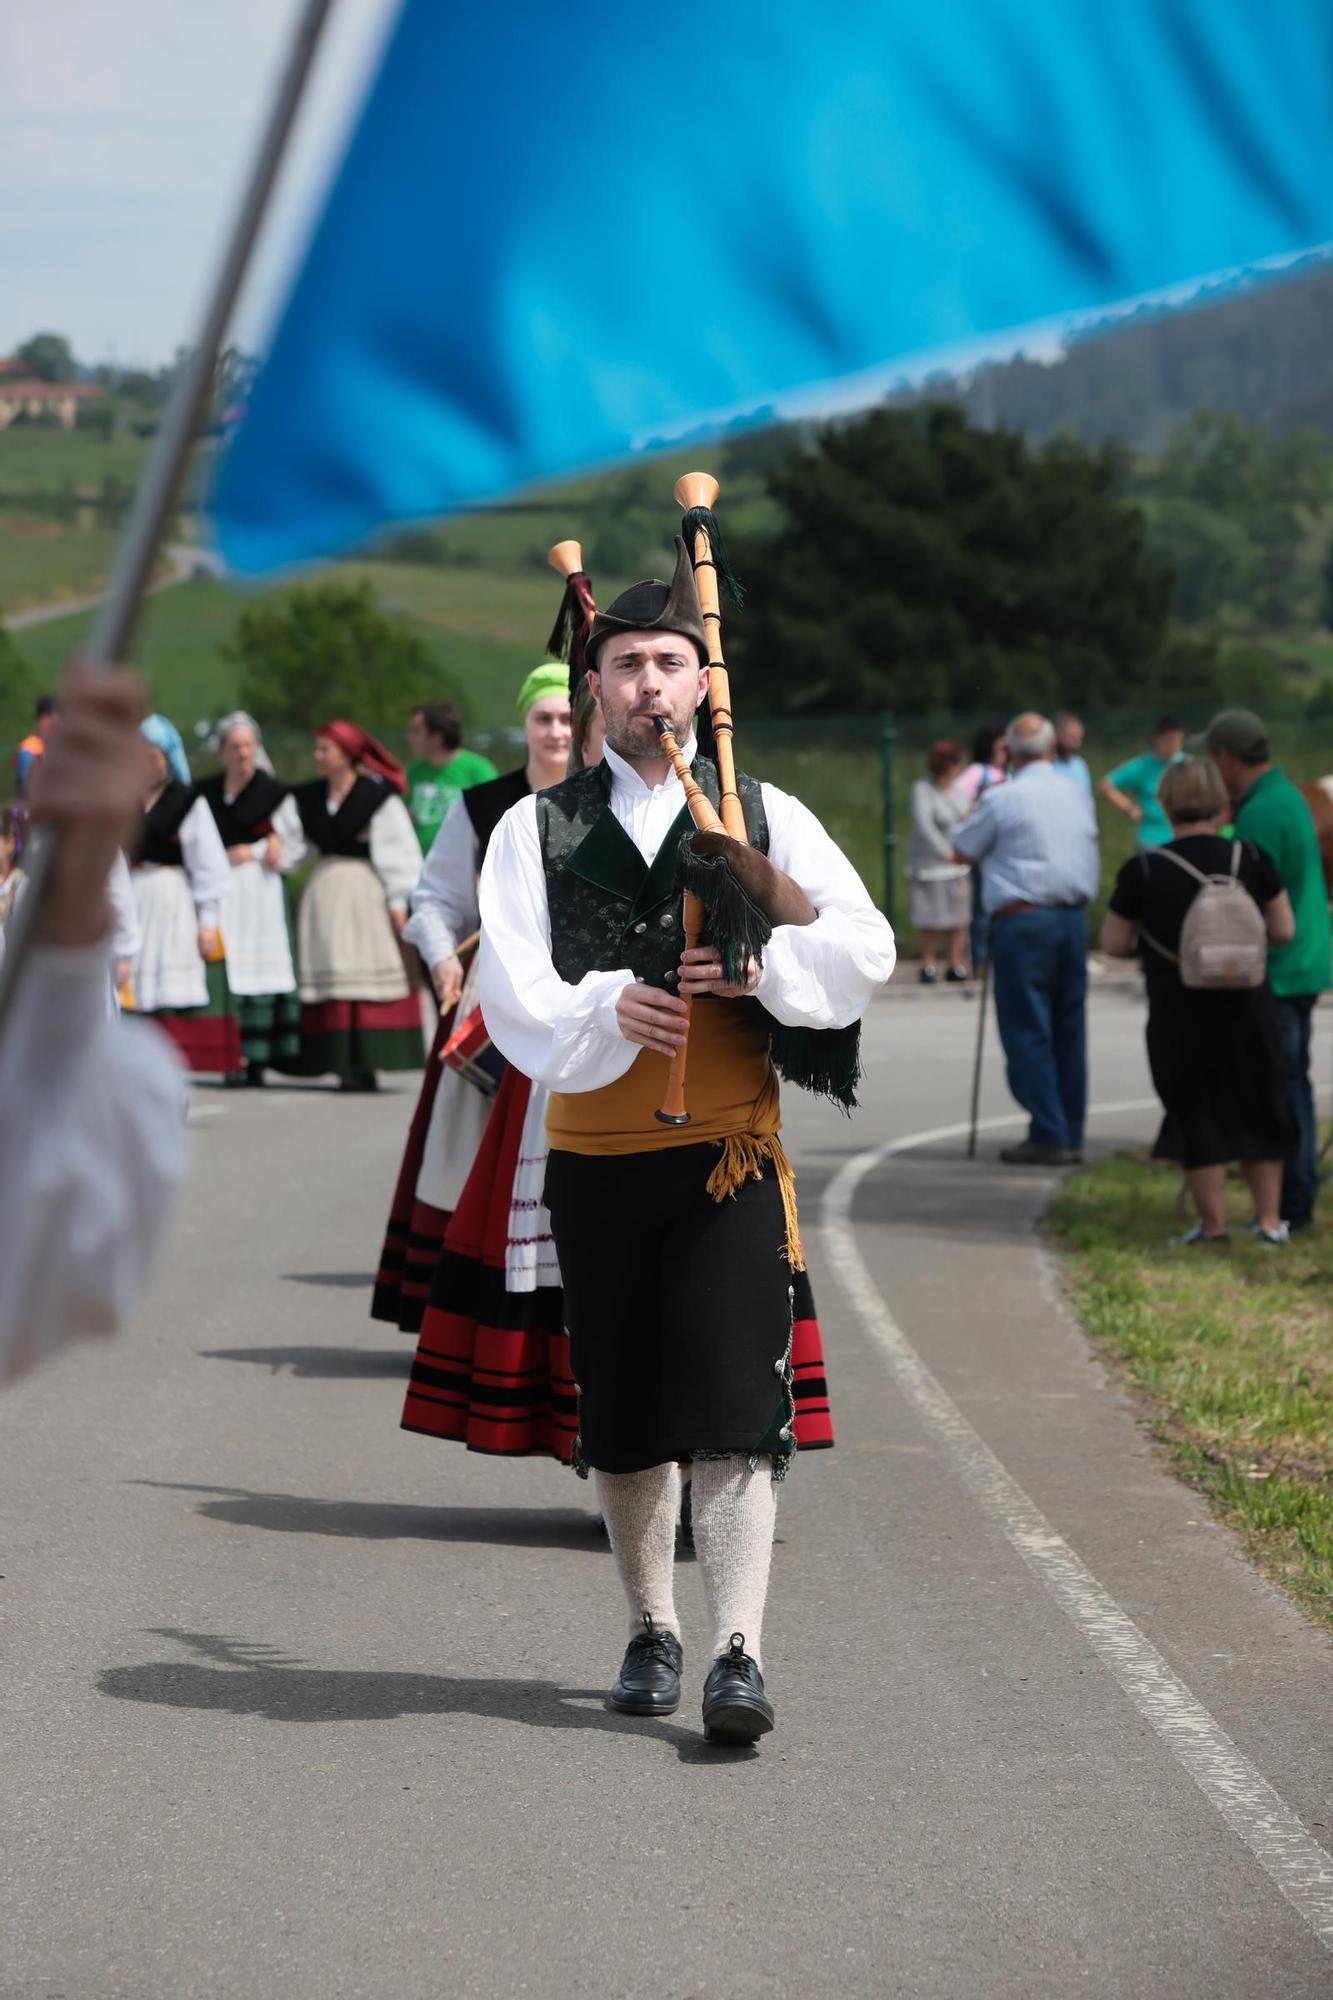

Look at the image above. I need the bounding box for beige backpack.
[1140,843,1268,989]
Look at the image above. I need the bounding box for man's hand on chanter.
[677,945,759,999]
[615,982,689,1054]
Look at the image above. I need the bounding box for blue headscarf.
[141,713,191,787]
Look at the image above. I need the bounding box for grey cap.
[1204,709,1269,761]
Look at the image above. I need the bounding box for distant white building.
[0,358,104,431]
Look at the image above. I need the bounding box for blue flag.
[213,0,1333,574]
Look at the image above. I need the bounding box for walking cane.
[0,0,335,1037]
[966,932,992,1161]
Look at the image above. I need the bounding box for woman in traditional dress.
[195,712,298,1086]
[372,662,573,1326]
[0,805,26,929]
[128,713,241,1072]
[397,677,836,1481]
[273,719,422,1090]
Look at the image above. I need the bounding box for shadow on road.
[200,1345,412,1379]
[131,1480,607,1551]
[97,1629,751,1763]
[281,1271,376,1289]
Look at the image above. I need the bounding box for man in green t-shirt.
[1207,708,1332,1233]
[1098,717,1185,847]
[404,700,497,852]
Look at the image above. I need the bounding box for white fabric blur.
[477,734,897,1093]
[106,851,141,969]
[0,942,187,1386]
[273,790,421,909]
[403,797,480,970]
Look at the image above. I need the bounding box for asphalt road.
[3,983,1332,1999]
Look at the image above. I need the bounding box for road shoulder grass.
[1045,1151,1333,1628]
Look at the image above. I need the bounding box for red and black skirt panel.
[401,1068,580,1458]
[372,1003,456,1330]
[790,1267,834,1450]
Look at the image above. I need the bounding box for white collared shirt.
[477,735,896,1094]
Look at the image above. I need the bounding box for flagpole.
[0,0,336,1033]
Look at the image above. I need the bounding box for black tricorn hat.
[585,538,708,669]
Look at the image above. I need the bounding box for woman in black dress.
[1101,756,1295,1244]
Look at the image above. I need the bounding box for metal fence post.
[880,710,897,926]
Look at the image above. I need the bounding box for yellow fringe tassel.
[705,1133,805,1271]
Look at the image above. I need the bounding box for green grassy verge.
[1047,1151,1333,1628]
[0,517,129,613]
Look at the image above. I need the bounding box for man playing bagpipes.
[477,489,895,1744]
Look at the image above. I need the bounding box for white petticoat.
[297,856,408,1003]
[221,857,295,998]
[132,865,206,1013]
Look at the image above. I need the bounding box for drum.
[440,1003,506,1097]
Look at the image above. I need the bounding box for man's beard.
[603,699,699,761]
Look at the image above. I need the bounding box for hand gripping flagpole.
[0,0,336,1036]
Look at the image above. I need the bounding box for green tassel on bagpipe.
[765,1017,862,1113]
[674,832,863,1112]
[676,829,771,987]
[679,507,745,608]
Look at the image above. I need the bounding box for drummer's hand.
[389,905,407,937]
[615,981,689,1054]
[678,945,760,999]
[432,954,464,1008]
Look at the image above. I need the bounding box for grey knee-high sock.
[594,1463,681,1640]
[689,1455,777,1670]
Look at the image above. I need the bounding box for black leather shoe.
[607,1615,682,1716]
[701,1633,775,1743]
[998,1140,1069,1167]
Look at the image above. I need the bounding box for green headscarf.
[515,660,569,719]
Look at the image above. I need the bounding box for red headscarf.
[316,719,407,796]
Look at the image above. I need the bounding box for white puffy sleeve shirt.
[177,796,232,930]
[477,746,896,1094]
[0,940,188,1385]
[270,788,421,911]
[402,798,479,968]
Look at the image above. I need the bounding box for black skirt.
[543,1143,798,1477]
[1145,983,1296,1170]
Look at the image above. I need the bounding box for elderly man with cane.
[953,712,1100,1165]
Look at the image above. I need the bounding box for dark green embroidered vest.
[537,756,768,992]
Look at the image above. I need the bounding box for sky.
[1,0,399,370]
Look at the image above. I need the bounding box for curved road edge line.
[821,1098,1333,1954]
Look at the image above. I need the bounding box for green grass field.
[0,517,127,614]
[1048,1152,1333,1628]
[0,426,150,498]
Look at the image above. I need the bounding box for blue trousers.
[990,907,1089,1151]
[1275,993,1320,1228]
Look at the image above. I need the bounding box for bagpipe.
[653,472,861,1123]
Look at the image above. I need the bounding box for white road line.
[822,1098,1333,1953]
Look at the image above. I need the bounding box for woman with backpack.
[1100,756,1296,1245]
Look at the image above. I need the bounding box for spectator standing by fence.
[1100,756,1295,1245]
[1099,717,1185,847]
[404,700,497,854]
[1205,709,1331,1233]
[953,713,1100,1165]
[907,739,970,984]
[12,694,59,797]
[1053,712,1092,794]
[957,720,1008,973]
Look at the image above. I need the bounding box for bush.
[228,579,459,739]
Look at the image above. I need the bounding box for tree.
[728,404,1178,716]
[229,581,457,739]
[15,332,76,383]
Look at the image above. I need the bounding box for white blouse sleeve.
[402,798,480,967]
[177,796,232,929]
[752,784,897,1028]
[272,794,308,873]
[0,941,188,1386]
[107,850,141,964]
[369,795,423,911]
[477,796,638,1093]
